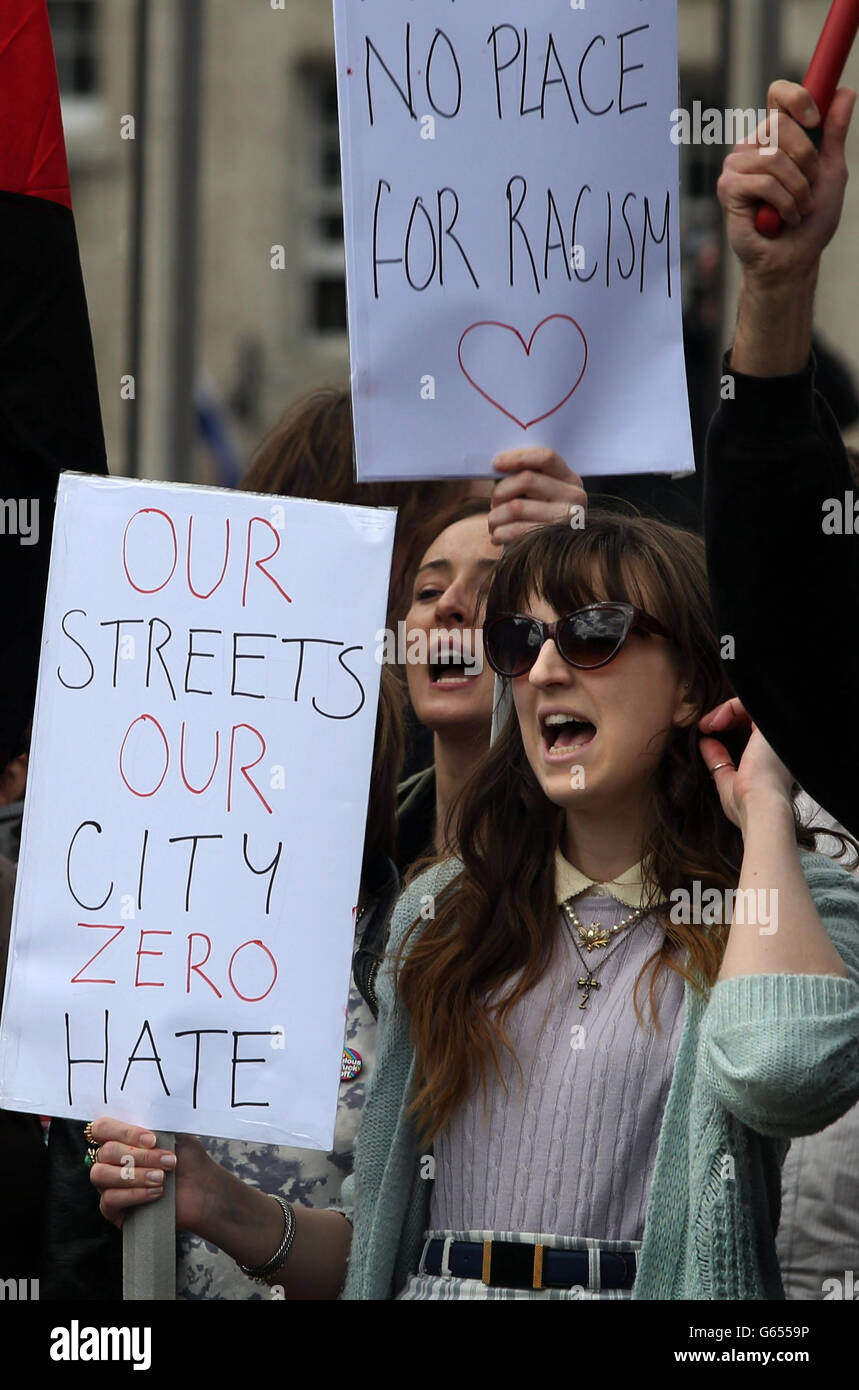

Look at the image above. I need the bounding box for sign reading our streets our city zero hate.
[334,0,694,481]
[0,475,395,1149]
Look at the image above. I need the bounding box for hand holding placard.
[488,448,587,547]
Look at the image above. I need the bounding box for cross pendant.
[577,973,600,1009]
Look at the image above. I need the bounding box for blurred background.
[50,0,859,486]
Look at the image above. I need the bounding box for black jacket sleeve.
[703,355,859,838]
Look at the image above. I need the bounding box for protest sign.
[0,475,394,1149]
[334,0,693,480]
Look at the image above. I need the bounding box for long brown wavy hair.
[397,513,841,1141]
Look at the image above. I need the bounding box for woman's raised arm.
[699,697,851,980]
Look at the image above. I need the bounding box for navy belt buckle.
[482,1239,545,1290]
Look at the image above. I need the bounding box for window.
[294,62,348,340]
[48,1,98,96]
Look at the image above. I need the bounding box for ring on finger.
[710,761,735,777]
[84,1144,101,1169]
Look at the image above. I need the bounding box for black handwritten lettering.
[437,188,480,289]
[542,33,579,121]
[65,1009,109,1105]
[618,193,637,280]
[618,25,649,115]
[67,820,113,912]
[506,176,540,292]
[425,29,462,118]
[487,25,521,120]
[404,198,438,291]
[242,834,283,916]
[231,1031,276,1108]
[572,185,597,283]
[137,827,149,912]
[578,36,613,117]
[120,1019,171,1096]
[185,628,221,696]
[500,180,672,297]
[545,190,571,282]
[174,1029,229,1108]
[280,637,342,703]
[100,619,144,688]
[313,646,367,721]
[519,29,541,117]
[231,632,277,699]
[640,192,671,295]
[58,610,95,690]
[168,833,224,913]
[365,28,417,126]
[372,179,401,298]
[146,617,177,701]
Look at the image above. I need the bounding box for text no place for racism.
[364,19,672,299]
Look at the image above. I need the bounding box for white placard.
[334,0,693,481]
[0,475,395,1149]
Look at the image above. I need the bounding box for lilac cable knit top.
[429,888,685,1241]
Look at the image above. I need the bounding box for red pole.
[755,0,859,236]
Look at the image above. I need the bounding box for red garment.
[0,0,71,208]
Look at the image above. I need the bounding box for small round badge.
[341,1047,362,1082]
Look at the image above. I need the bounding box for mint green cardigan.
[342,852,859,1300]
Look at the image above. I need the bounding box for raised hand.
[698,697,794,832]
[718,79,855,281]
[488,447,587,547]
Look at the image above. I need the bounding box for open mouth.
[540,711,597,755]
[429,631,482,684]
[430,659,481,684]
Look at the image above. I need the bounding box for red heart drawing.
[458,314,588,430]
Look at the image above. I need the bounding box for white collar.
[554,847,649,909]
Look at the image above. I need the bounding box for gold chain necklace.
[561,897,648,953]
[560,901,649,1009]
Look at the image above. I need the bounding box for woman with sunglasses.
[347,511,859,1300]
[88,512,859,1299]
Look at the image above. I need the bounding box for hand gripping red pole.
[755,0,859,236]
